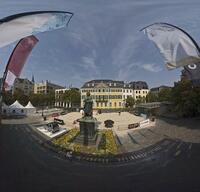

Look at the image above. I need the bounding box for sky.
[0,0,200,88]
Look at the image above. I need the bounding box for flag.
[4,35,38,90]
[0,11,73,48]
[141,23,200,70]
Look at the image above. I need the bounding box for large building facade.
[13,78,34,96]
[34,80,64,94]
[55,88,70,108]
[81,80,149,109]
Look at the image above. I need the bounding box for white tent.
[25,101,36,114]
[8,100,25,115]
[2,102,8,114]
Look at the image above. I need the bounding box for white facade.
[133,89,149,100]
[55,88,72,108]
[122,86,133,107]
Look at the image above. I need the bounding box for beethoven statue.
[83,92,93,117]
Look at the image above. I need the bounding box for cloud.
[141,63,162,72]
[1,0,198,88]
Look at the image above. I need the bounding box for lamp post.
[41,104,44,117]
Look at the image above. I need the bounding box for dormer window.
[114,83,116,86]
[87,83,90,87]
[109,83,112,86]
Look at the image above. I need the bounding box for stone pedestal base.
[76,117,98,146]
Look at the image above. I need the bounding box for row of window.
[135,90,148,94]
[82,89,123,93]
[96,102,122,107]
[37,86,46,90]
[135,95,146,99]
[123,89,132,93]
[81,95,122,100]
[82,89,148,94]
[87,83,118,87]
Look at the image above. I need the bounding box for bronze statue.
[83,92,93,117]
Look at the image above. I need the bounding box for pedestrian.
[119,111,121,116]
[66,151,73,161]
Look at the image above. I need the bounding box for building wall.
[55,88,70,108]
[13,78,34,96]
[133,89,149,100]
[81,87,124,109]
[34,81,64,94]
[150,86,172,96]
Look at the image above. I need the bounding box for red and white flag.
[4,35,38,90]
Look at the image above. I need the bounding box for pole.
[0,65,9,125]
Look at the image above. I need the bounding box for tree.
[69,88,81,106]
[60,88,81,108]
[171,77,200,117]
[146,92,159,102]
[2,91,14,105]
[135,97,143,105]
[12,89,29,106]
[158,88,172,102]
[125,96,135,108]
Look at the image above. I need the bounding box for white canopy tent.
[8,100,25,115]
[2,102,8,114]
[25,101,36,114]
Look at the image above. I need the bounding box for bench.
[128,123,139,129]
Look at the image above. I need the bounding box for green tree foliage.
[61,88,80,107]
[158,88,172,102]
[2,91,14,105]
[70,88,81,105]
[29,92,55,107]
[12,89,29,106]
[171,78,200,117]
[125,96,135,108]
[146,92,159,102]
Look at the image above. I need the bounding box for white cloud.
[141,63,162,72]
[82,56,96,69]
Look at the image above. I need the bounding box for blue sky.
[0,0,200,88]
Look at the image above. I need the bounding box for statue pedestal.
[74,117,98,146]
[79,117,97,138]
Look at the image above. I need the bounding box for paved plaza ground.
[47,111,145,130]
[3,111,200,155]
[43,111,200,153]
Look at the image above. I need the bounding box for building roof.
[81,79,124,88]
[150,85,172,92]
[35,80,64,89]
[14,78,33,84]
[129,81,149,89]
